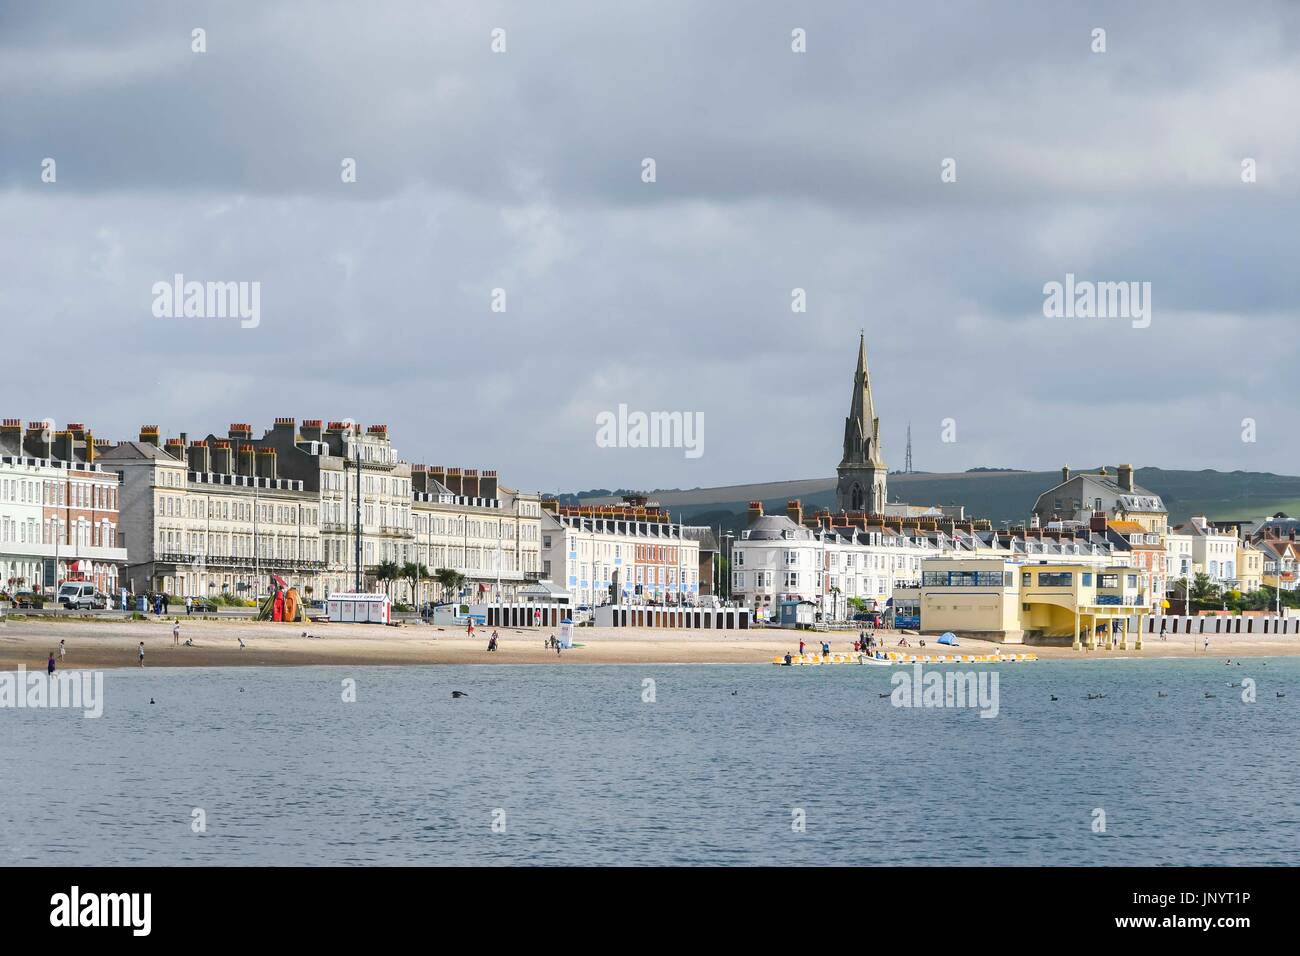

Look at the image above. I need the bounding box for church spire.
[841,331,884,468]
[836,331,888,514]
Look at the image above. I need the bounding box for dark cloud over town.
[3,1,1298,491]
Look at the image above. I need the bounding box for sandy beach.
[3,613,1300,669]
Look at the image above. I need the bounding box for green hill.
[577,468,1300,533]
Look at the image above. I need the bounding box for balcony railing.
[156,552,326,571]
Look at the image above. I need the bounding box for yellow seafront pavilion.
[899,558,1151,649]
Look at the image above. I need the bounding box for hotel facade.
[99,427,323,598]
[0,421,128,596]
[539,499,701,608]
[100,419,540,603]
[729,500,937,620]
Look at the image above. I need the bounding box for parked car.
[92,591,109,610]
[189,597,219,613]
[58,582,98,610]
[12,591,44,609]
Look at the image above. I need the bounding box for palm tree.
[374,560,401,598]
[401,561,431,606]
[434,567,465,604]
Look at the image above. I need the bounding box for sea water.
[2,659,1297,865]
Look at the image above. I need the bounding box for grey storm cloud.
[2,0,1299,492]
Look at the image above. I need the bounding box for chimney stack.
[25,421,54,459]
[257,447,277,480]
[165,437,185,462]
[787,499,804,526]
[237,444,257,477]
[747,500,764,525]
[480,469,498,501]
[410,465,428,495]
[188,441,211,473]
[53,429,74,462]
[429,465,447,489]
[462,468,480,499]
[211,440,233,474]
[301,419,323,443]
[229,423,253,441]
[445,466,463,496]
[139,425,160,447]
[0,419,21,457]
[1118,463,1135,492]
[1061,465,1070,484]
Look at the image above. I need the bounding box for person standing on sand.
[59,639,66,662]
[186,596,192,616]
[173,621,180,646]
[138,642,145,667]
[798,638,806,656]
[47,652,56,676]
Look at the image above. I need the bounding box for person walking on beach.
[798,638,806,656]
[138,642,145,667]
[173,621,180,646]
[58,639,66,662]
[47,652,56,676]
[185,596,193,616]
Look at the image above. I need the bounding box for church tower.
[836,332,888,514]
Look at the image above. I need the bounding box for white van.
[58,582,97,610]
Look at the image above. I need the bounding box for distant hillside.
[577,468,1300,533]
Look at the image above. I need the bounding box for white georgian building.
[540,502,700,608]
[729,504,939,620]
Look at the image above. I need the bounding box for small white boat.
[860,656,894,666]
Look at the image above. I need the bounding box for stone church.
[836,333,888,514]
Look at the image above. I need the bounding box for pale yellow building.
[1235,542,1263,593]
[906,557,1150,648]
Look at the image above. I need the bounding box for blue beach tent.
[937,632,959,646]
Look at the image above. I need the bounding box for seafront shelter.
[1020,564,1150,650]
[917,557,1150,647]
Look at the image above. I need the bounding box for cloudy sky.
[3,1,1298,493]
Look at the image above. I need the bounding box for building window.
[1037,572,1073,587]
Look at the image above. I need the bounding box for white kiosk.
[327,592,392,624]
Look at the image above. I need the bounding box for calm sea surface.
[3,659,1298,865]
